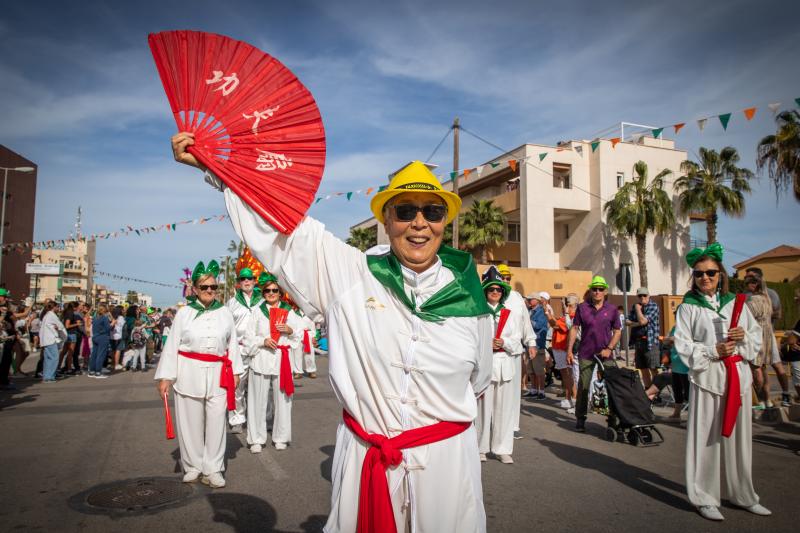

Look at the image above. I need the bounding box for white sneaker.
[698,505,724,521]
[95,374,109,379]
[559,399,571,409]
[498,454,514,464]
[182,470,201,483]
[114,364,123,370]
[274,442,287,450]
[201,472,225,488]
[250,444,262,454]
[741,503,771,516]
[566,407,576,414]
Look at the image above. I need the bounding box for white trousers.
[290,346,303,374]
[247,370,292,446]
[685,385,759,508]
[122,347,146,369]
[476,376,517,456]
[304,349,317,373]
[512,356,521,432]
[173,391,227,475]
[228,370,248,426]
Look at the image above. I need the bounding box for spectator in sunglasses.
[673,243,768,521]
[155,259,244,490]
[174,132,493,532]
[224,266,264,434]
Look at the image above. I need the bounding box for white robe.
[223,186,493,533]
[504,290,535,432]
[289,309,305,374]
[302,315,317,373]
[673,294,762,508]
[243,303,303,446]
[226,291,263,426]
[154,304,244,475]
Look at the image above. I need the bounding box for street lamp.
[0,166,35,283]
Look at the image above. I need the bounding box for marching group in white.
[154,132,773,531]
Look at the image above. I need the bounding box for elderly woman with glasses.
[155,260,244,489]
[673,243,769,521]
[173,132,493,533]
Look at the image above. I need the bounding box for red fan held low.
[149,30,326,234]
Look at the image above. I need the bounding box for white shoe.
[698,505,724,521]
[498,454,514,464]
[95,374,109,379]
[741,503,771,516]
[250,444,262,454]
[201,472,225,488]
[559,399,571,409]
[114,364,123,370]
[479,453,487,462]
[566,407,576,414]
[182,470,201,483]
[274,442,287,450]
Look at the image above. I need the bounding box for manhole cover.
[70,477,209,516]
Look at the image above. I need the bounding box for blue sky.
[1,0,798,306]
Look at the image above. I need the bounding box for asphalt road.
[1,354,797,532]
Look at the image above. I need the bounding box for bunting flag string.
[2,213,230,251]
[94,270,182,289]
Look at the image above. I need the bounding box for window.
[507,222,521,243]
[617,172,624,188]
[553,163,571,189]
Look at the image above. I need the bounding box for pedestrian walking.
[627,287,660,389]
[39,301,66,382]
[88,305,112,378]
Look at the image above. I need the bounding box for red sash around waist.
[342,409,471,533]
[178,350,235,410]
[720,354,744,438]
[278,345,294,396]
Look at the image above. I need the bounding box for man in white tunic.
[225,266,263,433]
[171,134,492,533]
[155,261,244,488]
[475,268,526,464]
[244,274,302,452]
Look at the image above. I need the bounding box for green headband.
[0,288,8,297]
[238,267,254,279]
[258,272,278,286]
[192,260,220,282]
[686,242,723,267]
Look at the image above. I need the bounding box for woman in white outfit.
[244,274,302,452]
[155,260,244,489]
[475,268,525,464]
[673,243,771,521]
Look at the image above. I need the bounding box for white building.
[353,135,701,296]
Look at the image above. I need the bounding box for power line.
[425,126,454,163]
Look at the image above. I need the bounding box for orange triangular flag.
[610,138,621,148]
[743,107,757,121]
[463,168,471,180]
[509,159,517,172]
[673,123,685,134]
[365,187,374,196]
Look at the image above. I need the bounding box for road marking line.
[235,433,289,480]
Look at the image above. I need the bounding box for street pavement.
[1,353,797,533]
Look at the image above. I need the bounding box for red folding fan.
[148,30,326,234]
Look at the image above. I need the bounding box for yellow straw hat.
[370,161,462,224]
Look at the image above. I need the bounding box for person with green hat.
[172,135,493,533]
[567,275,622,433]
[475,267,526,465]
[672,243,769,521]
[155,259,244,489]
[225,266,264,434]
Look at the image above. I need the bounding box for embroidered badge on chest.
[365,297,386,311]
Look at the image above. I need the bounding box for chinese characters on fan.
[242,105,280,135]
[256,150,293,172]
[205,70,240,96]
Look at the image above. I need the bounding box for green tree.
[227,239,243,256]
[604,161,674,287]
[459,199,506,264]
[674,146,754,245]
[346,226,377,252]
[757,110,800,202]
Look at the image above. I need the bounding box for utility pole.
[452,117,460,249]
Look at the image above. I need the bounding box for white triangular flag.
[475,165,485,177]
[697,118,708,132]
[768,102,781,115]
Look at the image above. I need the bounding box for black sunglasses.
[393,203,447,223]
[692,269,719,279]
[263,288,281,294]
[590,287,606,292]
[486,286,504,293]
[197,284,218,291]
[238,276,255,281]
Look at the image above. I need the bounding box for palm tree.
[673,146,754,245]
[757,110,800,202]
[459,199,506,263]
[227,239,243,256]
[604,161,675,287]
[346,227,377,251]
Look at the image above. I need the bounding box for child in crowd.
[122,320,148,371]
[780,328,800,403]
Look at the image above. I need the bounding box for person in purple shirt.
[567,276,622,433]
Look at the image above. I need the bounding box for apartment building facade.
[29,240,96,304]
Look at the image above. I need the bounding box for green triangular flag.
[591,141,600,152]
[172,223,177,231]
[378,185,388,192]
[450,171,457,179]
[490,162,500,168]
[718,113,732,130]
[652,128,663,138]
[135,229,141,236]
[315,197,322,204]
[346,191,353,201]
[795,97,800,107]
[538,153,547,162]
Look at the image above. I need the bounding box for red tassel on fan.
[163,393,176,440]
[149,30,326,234]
